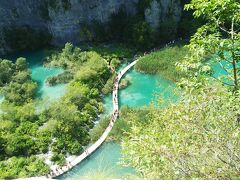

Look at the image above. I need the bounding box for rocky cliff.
[0,0,182,55]
[145,0,181,28]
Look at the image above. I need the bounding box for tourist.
[68,161,72,168]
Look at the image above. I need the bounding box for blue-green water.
[3,50,177,179]
[3,50,66,100]
[60,142,135,180]
[210,52,239,85]
[103,68,178,115]
[61,67,177,179]
[0,96,4,103]
[31,66,65,100]
[2,49,233,179]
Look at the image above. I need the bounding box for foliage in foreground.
[0,156,49,179]
[0,43,134,178]
[180,0,240,90]
[135,45,189,81]
[89,117,110,142]
[122,1,240,179]
[0,57,37,105]
[122,83,240,179]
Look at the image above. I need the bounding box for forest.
[0,0,239,179]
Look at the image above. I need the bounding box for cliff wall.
[0,0,182,55]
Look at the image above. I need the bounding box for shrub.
[51,153,66,166]
[122,84,240,179]
[135,45,189,81]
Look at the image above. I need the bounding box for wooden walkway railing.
[30,60,137,179]
[21,60,138,180]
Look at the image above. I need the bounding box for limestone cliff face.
[48,0,138,45]
[145,0,181,29]
[0,0,46,54]
[0,0,181,55]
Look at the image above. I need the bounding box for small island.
[0,0,239,179]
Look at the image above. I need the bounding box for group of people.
[110,73,122,126]
[46,70,127,178]
[46,161,72,178]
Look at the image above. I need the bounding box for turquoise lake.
[61,67,178,179]
[3,50,66,101]
[103,68,178,115]
[1,49,231,179]
[60,142,136,180]
[2,50,177,179]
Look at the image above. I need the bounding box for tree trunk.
[231,18,238,90]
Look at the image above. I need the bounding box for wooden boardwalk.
[41,60,138,179]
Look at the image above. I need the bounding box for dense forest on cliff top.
[0,0,240,179]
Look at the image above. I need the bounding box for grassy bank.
[90,107,150,143]
[135,45,189,82]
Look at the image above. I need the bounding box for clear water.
[209,52,239,85]
[31,66,66,100]
[211,60,229,77]
[2,50,66,100]
[103,68,178,115]
[61,67,178,179]
[3,51,178,179]
[0,96,4,103]
[60,142,136,180]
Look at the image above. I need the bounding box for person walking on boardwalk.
[85,149,89,155]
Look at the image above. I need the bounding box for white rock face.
[0,0,181,55]
[0,0,46,54]
[145,0,161,28]
[47,0,139,45]
[145,0,182,29]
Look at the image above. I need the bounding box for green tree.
[15,57,28,71]
[2,80,37,105]
[122,83,240,179]
[5,134,36,156]
[46,100,91,155]
[183,0,240,90]
[0,156,49,179]
[0,59,14,86]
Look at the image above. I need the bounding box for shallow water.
[31,65,66,100]
[3,50,66,100]
[60,142,135,180]
[209,53,239,85]
[2,50,177,179]
[103,68,178,115]
[61,67,177,179]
